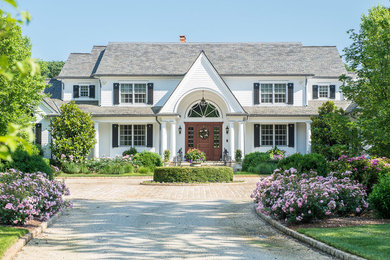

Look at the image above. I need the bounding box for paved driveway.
[15,177,332,260]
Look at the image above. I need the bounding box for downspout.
[98,78,102,106]
[155,116,162,155]
[304,76,308,106]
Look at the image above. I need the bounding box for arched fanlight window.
[188,101,220,118]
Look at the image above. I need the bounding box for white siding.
[307,78,344,101]
[62,79,100,102]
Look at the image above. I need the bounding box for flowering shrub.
[185,148,206,163]
[329,155,390,193]
[251,168,369,224]
[266,147,286,161]
[0,170,72,225]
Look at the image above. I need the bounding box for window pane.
[261,84,273,103]
[134,84,146,103]
[133,125,146,146]
[261,124,273,146]
[213,126,220,148]
[319,85,328,98]
[80,85,89,97]
[275,125,287,146]
[120,125,132,146]
[188,127,194,148]
[274,84,286,103]
[121,84,133,103]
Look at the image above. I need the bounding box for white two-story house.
[36,38,352,160]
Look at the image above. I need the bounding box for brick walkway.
[15,176,332,260]
[63,176,258,201]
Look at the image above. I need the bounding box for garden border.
[140,181,245,186]
[254,206,365,260]
[2,208,69,260]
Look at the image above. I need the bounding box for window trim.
[119,82,148,105]
[259,124,289,147]
[259,83,288,104]
[119,124,147,147]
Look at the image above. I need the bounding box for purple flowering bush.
[251,168,369,224]
[0,170,72,225]
[329,155,390,193]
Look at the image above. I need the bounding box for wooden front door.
[185,122,223,161]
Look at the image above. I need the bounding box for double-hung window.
[120,83,147,104]
[319,85,329,98]
[80,85,89,97]
[260,83,287,104]
[260,124,288,146]
[120,125,146,146]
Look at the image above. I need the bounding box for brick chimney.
[180,35,186,43]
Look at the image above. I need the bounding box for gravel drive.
[15,177,332,260]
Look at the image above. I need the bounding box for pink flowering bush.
[329,155,390,193]
[0,170,72,225]
[251,168,369,224]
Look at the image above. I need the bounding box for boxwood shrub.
[154,166,233,183]
[277,153,328,176]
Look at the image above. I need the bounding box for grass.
[0,226,29,257]
[297,223,390,260]
[56,172,153,177]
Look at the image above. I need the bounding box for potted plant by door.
[163,149,170,166]
[185,148,206,167]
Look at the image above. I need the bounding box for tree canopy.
[341,6,390,156]
[39,60,64,78]
[0,14,46,136]
[311,101,360,160]
[50,102,96,162]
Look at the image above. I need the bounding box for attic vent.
[180,35,186,43]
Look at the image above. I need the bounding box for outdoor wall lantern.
[178,126,182,134]
[225,126,229,134]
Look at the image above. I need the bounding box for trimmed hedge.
[277,153,328,177]
[153,166,233,183]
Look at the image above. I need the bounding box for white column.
[229,122,235,160]
[238,121,244,155]
[170,122,176,159]
[161,122,167,155]
[306,121,311,154]
[94,122,99,158]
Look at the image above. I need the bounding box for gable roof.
[57,42,346,78]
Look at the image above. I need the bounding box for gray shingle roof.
[244,100,353,117]
[58,42,346,78]
[44,79,62,99]
[58,46,105,78]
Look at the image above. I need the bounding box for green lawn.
[57,173,153,177]
[298,223,390,260]
[0,226,29,257]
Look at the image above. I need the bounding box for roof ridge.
[70,52,91,55]
[107,41,303,45]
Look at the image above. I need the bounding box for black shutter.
[288,124,295,147]
[147,83,153,105]
[35,123,42,146]
[312,85,318,99]
[89,85,95,98]
[146,124,153,147]
[113,83,120,105]
[73,85,79,98]
[253,83,260,105]
[112,124,119,148]
[329,85,336,99]
[254,124,260,147]
[287,83,294,104]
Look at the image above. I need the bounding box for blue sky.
[7,0,390,61]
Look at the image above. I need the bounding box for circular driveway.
[15,177,332,259]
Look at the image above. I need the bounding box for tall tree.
[0,14,46,135]
[341,6,390,156]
